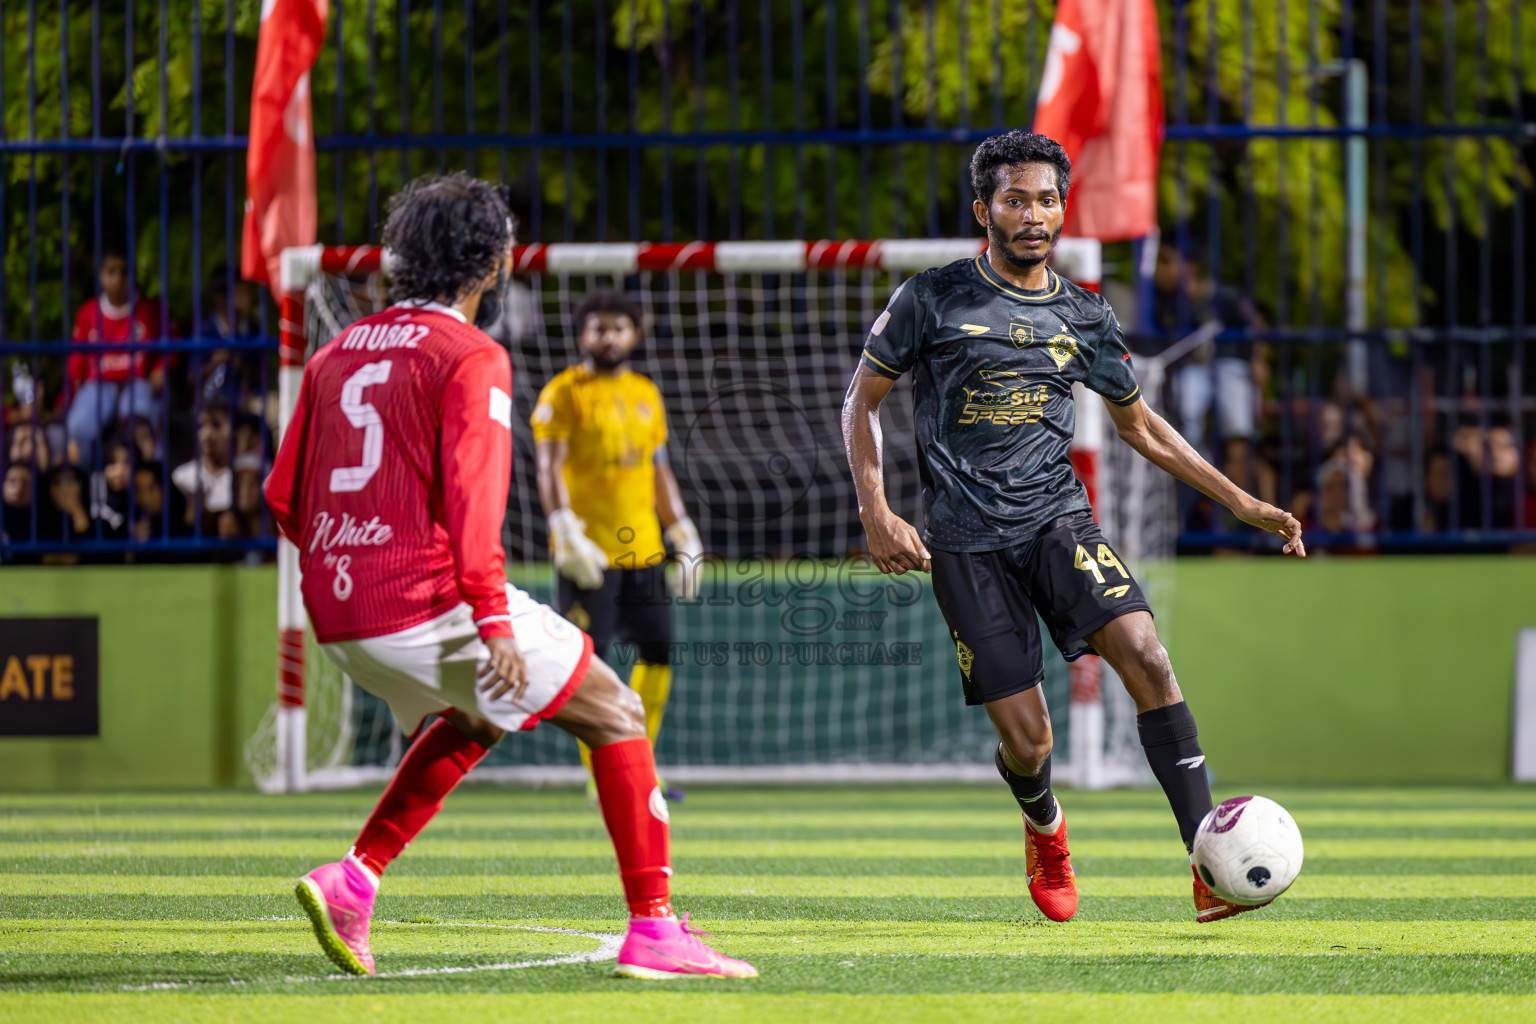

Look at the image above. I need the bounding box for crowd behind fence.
[1,1,1532,561]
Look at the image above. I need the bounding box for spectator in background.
[1424,448,1453,533]
[1285,400,1382,535]
[1449,421,1519,530]
[172,399,242,538]
[1150,240,1267,494]
[6,421,51,473]
[5,361,65,474]
[2,463,34,544]
[480,181,538,348]
[1315,430,1377,534]
[43,466,92,543]
[88,433,134,540]
[1413,431,1517,534]
[231,409,268,536]
[117,414,158,466]
[132,462,189,542]
[66,250,165,467]
[194,265,262,414]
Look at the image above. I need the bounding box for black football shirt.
[861,255,1141,553]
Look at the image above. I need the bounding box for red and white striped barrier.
[279,237,1000,291]
[277,236,1116,288]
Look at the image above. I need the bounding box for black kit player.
[842,130,1307,924]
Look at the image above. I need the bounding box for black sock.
[994,744,1058,828]
[1138,701,1214,852]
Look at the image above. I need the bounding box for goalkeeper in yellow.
[533,291,702,802]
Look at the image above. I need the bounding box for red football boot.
[1192,862,1273,922]
[1024,809,1078,922]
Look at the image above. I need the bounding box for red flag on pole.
[1032,0,1163,242]
[241,0,328,287]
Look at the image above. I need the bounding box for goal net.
[246,238,1157,792]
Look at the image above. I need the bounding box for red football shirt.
[69,297,162,384]
[264,304,515,643]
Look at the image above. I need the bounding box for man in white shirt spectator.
[172,400,238,538]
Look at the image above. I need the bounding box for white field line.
[120,920,622,991]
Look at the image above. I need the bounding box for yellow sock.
[578,740,595,777]
[628,661,673,747]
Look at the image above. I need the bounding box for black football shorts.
[929,511,1153,706]
[557,562,673,664]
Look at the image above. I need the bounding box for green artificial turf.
[1,786,1533,1022]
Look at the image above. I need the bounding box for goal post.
[245,236,1154,793]
[256,246,392,794]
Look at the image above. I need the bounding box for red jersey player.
[265,173,754,980]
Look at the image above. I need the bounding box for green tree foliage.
[3,0,1531,346]
[1172,0,1533,327]
[1,0,258,344]
[874,0,1535,329]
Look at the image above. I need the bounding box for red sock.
[352,718,489,877]
[591,737,673,918]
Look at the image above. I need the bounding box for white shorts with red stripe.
[319,583,594,735]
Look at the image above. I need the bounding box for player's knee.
[589,672,645,739]
[1139,637,1176,688]
[610,683,646,738]
[1124,633,1180,704]
[999,728,1053,775]
[1117,617,1170,674]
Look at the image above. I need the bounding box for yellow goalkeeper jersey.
[532,365,668,567]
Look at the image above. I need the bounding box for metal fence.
[1,0,1532,559]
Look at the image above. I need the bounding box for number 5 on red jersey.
[264,309,517,645]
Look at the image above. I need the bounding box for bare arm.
[1104,396,1306,557]
[654,452,704,598]
[534,438,572,517]
[842,364,895,520]
[842,363,931,573]
[653,457,687,529]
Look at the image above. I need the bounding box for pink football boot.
[294,851,379,975]
[613,914,758,979]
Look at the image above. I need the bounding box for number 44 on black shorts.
[929,512,1152,707]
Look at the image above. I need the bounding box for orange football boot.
[1024,810,1078,922]
[1192,863,1273,922]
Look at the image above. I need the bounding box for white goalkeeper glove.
[664,516,704,600]
[548,508,609,590]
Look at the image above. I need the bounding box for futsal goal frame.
[258,236,1131,793]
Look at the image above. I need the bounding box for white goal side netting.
[246,241,1169,791]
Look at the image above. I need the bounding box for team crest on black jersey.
[1043,329,1080,370]
[1008,315,1037,349]
[1009,313,1080,370]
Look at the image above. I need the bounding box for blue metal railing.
[1,0,1532,559]
[5,119,1531,158]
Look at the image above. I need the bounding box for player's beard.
[473,267,509,332]
[989,218,1062,271]
[588,343,638,371]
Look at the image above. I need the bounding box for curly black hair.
[572,290,645,334]
[382,173,512,304]
[969,130,1072,206]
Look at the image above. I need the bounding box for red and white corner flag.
[1032,0,1163,242]
[241,0,328,287]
